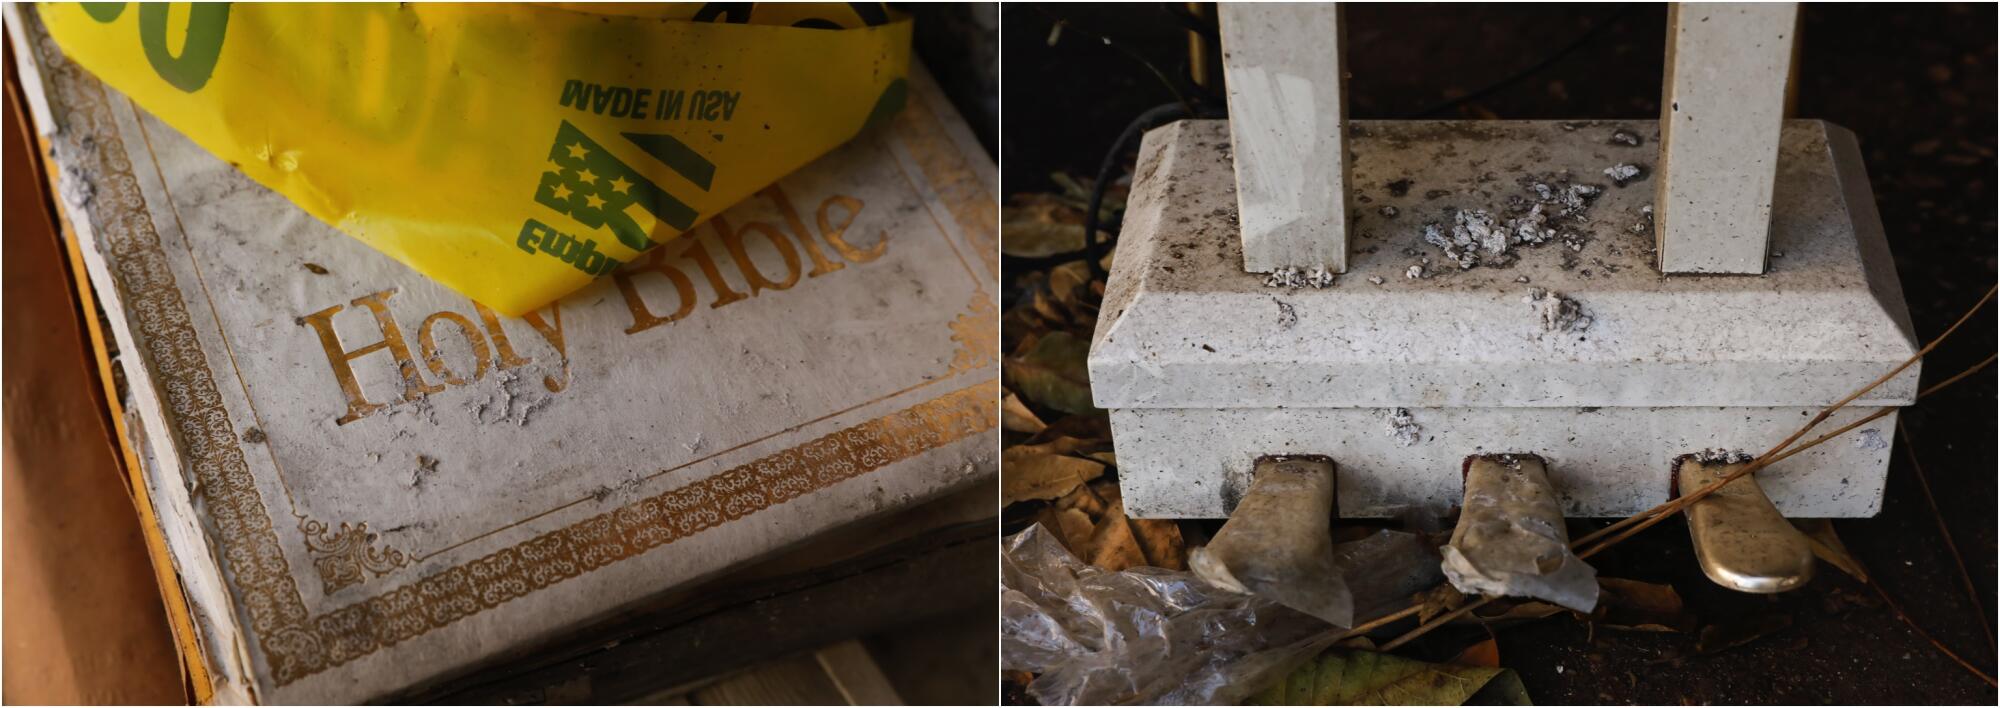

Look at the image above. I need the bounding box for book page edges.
[7,6,256,703]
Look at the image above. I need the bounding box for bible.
[10,7,996,703]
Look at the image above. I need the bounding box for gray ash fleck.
[1525,288,1592,333]
[1385,408,1422,447]
[1263,265,1336,289]
[1273,297,1298,330]
[1414,173,1603,271]
[1604,163,1645,187]
[1692,448,1754,464]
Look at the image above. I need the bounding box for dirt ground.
[1002,3,1996,703]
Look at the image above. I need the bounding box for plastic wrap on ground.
[1003,524,1444,705]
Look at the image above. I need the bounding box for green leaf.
[1003,331,1097,416]
[1248,649,1532,706]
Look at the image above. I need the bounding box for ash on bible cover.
[14,11,996,704]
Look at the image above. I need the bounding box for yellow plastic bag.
[41,2,911,315]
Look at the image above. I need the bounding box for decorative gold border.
[949,293,1000,375]
[30,11,317,656]
[894,90,998,275]
[300,517,409,594]
[281,383,992,683]
[28,11,1000,690]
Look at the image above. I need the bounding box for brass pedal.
[1441,454,1599,612]
[1675,456,1816,594]
[1188,455,1352,626]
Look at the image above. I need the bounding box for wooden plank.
[1655,2,1799,274]
[859,606,995,705]
[1,37,188,705]
[815,640,904,706]
[693,653,850,706]
[1220,3,1350,275]
[647,641,901,706]
[404,519,993,704]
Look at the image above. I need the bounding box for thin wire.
[1897,420,1995,659]
[1032,7,1198,115]
[1412,5,1640,119]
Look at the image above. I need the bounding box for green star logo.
[529,121,717,253]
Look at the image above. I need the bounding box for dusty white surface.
[1092,119,1915,519]
[1219,4,1350,274]
[1656,3,1799,273]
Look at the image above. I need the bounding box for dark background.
[908,2,999,155]
[1003,3,1997,703]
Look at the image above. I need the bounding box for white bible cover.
[12,8,997,702]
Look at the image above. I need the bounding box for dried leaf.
[1048,260,1094,309]
[1594,578,1692,633]
[1049,171,1127,214]
[1052,483,1107,519]
[1470,671,1532,706]
[1027,412,1112,446]
[1001,391,1048,434]
[1030,289,1071,327]
[1819,585,1881,615]
[1008,325,1042,358]
[1130,518,1187,571]
[1001,195,1088,258]
[1015,435,1095,457]
[1450,638,1502,668]
[1088,477,1122,508]
[1794,518,1869,582]
[1002,447,1104,505]
[1335,636,1378,651]
[1083,450,1117,468]
[1003,331,1097,416]
[1418,584,1470,624]
[1087,501,1147,572]
[1249,649,1531,706]
[1037,506,1096,558]
[1002,304,1046,355]
[1695,613,1793,655]
[1460,598,1565,626]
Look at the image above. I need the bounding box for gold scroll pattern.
[948,294,999,375]
[28,8,997,689]
[300,519,410,594]
[28,8,317,653]
[894,89,997,275]
[270,381,993,682]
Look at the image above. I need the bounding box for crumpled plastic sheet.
[1003,524,1443,705]
[1334,527,1446,622]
